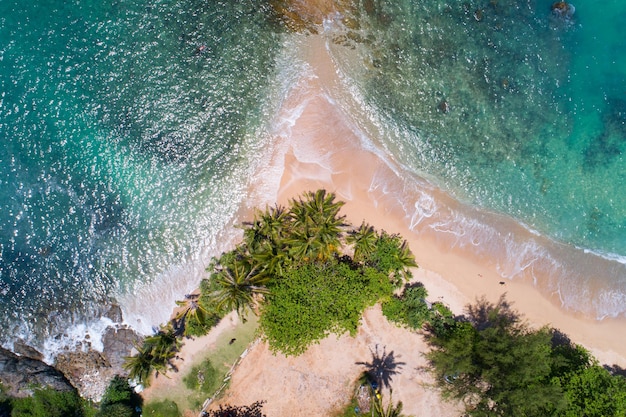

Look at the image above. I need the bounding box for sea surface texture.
[1,0,625,357]
[0,0,280,355]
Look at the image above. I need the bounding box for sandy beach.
[146,7,626,416]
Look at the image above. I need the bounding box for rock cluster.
[0,347,75,397]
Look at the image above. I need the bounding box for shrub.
[382,283,430,329]
[261,260,393,356]
[97,376,141,417]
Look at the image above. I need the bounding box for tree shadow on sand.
[356,345,406,390]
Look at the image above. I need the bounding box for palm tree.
[211,259,270,320]
[144,326,181,375]
[371,389,406,417]
[123,346,154,386]
[172,293,210,336]
[288,190,347,261]
[242,204,289,254]
[123,325,182,385]
[347,222,378,262]
[395,240,418,280]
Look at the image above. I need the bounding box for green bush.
[261,260,393,356]
[141,400,181,417]
[97,376,141,417]
[382,283,430,329]
[556,365,626,416]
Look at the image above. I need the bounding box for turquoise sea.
[1,0,625,358]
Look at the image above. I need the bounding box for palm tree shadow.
[356,345,406,390]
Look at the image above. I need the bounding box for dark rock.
[0,347,75,398]
[51,325,141,401]
[438,99,450,114]
[102,326,142,369]
[12,340,44,361]
[551,2,575,19]
[104,304,124,323]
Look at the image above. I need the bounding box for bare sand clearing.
[215,306,461,417]
[151,11,626,416]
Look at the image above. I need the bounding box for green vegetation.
[7,388,89,417]
[96,376,141,417]
[334,374,407,417]
[183,358,221,394]
[123,325,181,386]
[423,295,626,416]
[381,283,430,329]
[117,189,626,416]
[141,400,181,417]
[124,190,417,384]
[261,261,395,355]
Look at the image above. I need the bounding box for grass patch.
[142,399,181,417]
[183,358,221,394]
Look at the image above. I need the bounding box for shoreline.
[144,29,626,415]
[255,32,626,368]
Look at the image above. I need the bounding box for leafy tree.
[10,388,86,417]
[97,376,141,417]
[260,260,393,355]
[382,282,430,329]
[426,296,565,416]
[366,232,417,283]
[203,401,266,417]
[555,364,626,417]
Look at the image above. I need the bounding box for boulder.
[0,347,75,397]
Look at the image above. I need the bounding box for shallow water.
[1,0,626,357]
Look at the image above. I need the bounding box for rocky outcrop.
[53,325,142,402]
[102,326,142,369]
[54,350,112,402]
[0,347,75,397]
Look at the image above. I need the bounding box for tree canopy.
[423,295,626,417]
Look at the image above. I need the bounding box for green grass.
[148,315,258,413]
[142,399,181,417]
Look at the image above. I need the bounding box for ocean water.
[0,0,281,356]
[324,0,626,318]
[1,0,626,358]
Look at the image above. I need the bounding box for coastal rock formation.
[102,326,142,369]
[53,325,142,402]
[0,347,75,397]
[54,350,111,402]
